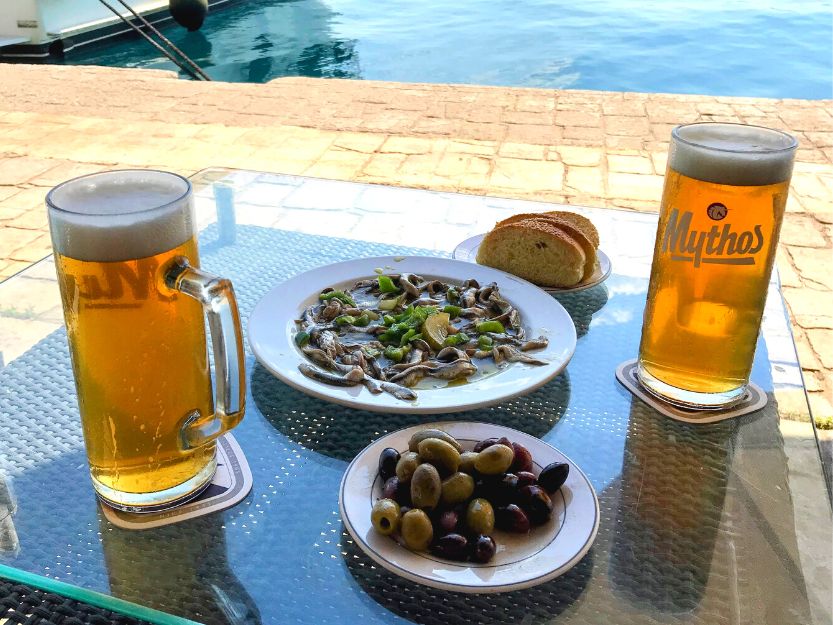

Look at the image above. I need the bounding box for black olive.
[475,473,518,507]
[518,485,553,525]
[538,462,569,493]
[495,504,531,533]
[471,535,496,563]
[379,447,400,480]
[430,533,468,561]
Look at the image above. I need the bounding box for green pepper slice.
[319,290,356,307]
[443,305,462,318]
[475,320,505,334]
[377,275,399,294]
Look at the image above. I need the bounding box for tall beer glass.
[47,170,245,511]
[637,123,796,409]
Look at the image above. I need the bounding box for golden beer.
[55,239,215,495]
[638,123,796,408]
[47,170,245,510]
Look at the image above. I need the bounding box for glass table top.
[0,168,830,625]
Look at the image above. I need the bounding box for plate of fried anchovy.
[249,256,577,413]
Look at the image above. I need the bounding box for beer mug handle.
[167,258,245,450]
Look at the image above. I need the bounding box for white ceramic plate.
[248,256,577,414]
[453,233,612,293]
[339,421,600,593]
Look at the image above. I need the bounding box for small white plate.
[339,422,600,593]
[248,256,577,414]
[453,233,612,294]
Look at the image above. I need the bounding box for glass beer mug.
[638,123,797,409]
[46,170,245,511]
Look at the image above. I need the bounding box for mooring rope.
[96,0,212,81]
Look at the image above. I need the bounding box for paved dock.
[0,64,829,418]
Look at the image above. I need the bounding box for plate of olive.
[338,422,599,593]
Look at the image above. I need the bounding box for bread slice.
[523,218,596,281]
[494,213,597,281]
[543,211,600,248]
[476,219,586,287]
[495,211,600,249]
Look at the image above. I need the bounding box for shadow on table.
[340,524,594,625]
[551,283,609,339]
[607,396,736,615]
[251,364,572,462]
[100,507,262,625]
[4,437,261,625]
[606,391,813,624]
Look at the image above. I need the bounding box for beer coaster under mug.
[615,359,767,424]
[100,434,252,530]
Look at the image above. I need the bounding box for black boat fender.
[169,0,208,31]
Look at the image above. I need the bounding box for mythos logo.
[661,207,764,267]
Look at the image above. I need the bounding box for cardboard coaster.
[101,434,252,530]
[616,359,767,424]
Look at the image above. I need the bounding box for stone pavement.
[0,64,830,419]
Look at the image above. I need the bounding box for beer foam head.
[47,170,194,262]
[670,123,797,187]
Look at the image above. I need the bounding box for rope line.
[96,0,211,81]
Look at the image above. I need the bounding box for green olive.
[474,444,514,475]
[459,451,479,474]
[370,498,401,536]
[410,463,442,510]
[417,438,461,475]
[401,509,433,551]
[466,498,495,535]
[408,429,462,453]
[395,451,421,483]
[441,472,475,505]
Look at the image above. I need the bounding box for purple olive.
[518,485,553,525]
[473,436,512,453]
[382,476,400,500]
[384,476,411,507]
[437,509,460,534]
[538,462,569,493]
[431,533,468,561]
[379,447,400,480]
[496,504,531,533]
[515,471,537,488]
[471,535,496,563]
[473,438,499,453]
[509,442,533,474]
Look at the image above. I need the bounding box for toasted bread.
[543,211,600,248]
[495,211,600,249]
[476,219,586,287]
[494,213,597,281]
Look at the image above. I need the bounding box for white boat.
[0,0,228,58]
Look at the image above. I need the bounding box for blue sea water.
[61,0,832,98]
